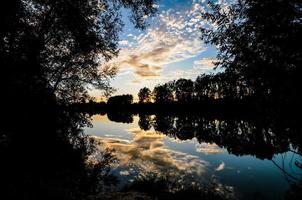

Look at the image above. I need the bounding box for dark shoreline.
[71,99,298,120]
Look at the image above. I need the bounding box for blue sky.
[91,0,220,100]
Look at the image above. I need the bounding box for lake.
[84,113,302,199]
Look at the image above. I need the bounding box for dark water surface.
[84,114,302,200]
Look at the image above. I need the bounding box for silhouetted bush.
[107,94,133,106]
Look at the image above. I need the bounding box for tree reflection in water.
[0,106,118,200]
[87,113,302,199]
[136,114,302,161]
[140,113,302,199]
[2,108,302,199]
[107,111,302,197]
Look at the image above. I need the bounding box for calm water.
[84,114,302,199]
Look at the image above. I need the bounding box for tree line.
[95,112,302,161]
[137,73,252,104]
[97,72,251,106]
[107,0,302,108]
[199,0,301,107]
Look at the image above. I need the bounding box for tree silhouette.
[107,111,134,123]
[152,83,174,104]
[200,0,302,104]
[138,114,152,131]
[136,113,301,160]
[0,104,118,199]
[194,74,211,101]
[152,114,175,135]
[0,0,158,106]
[175,79,194,103]
[0,1,157,199]
[138,87,152,103]
[107,94,133,106]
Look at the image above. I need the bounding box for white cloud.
[120,170,130,176]
[113,1,208,78]
[119,40,129,46]
[93,129,209,179]
[196,142,223,154]
[194,57,217,70]
[215,162,225,171]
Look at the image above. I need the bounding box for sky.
[91,0,223,100]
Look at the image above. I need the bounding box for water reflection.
[0,108,118,200]
[128,113,300,160]
[85,113,302,199]
[94,128,209,180]
[3,107,300,199]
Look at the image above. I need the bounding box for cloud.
[112,1,208,78]
[120,53,164,77]
[194,57,217,70]
[93,128,209,179]
[131,79,141,84]
[215,162,225,171]
[119,40,129,46]
[196,142,224,154]
[149,56,218,82]
[120,170,130,176]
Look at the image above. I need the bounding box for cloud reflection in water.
[196,143,224,155]
[93,127,210,182]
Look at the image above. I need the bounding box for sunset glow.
[90,0,219,98]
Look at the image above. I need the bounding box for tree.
[200,0,302,103]
[194,74,210,101]
[138,114,152,130]
[0,1,157,198]
[0,0,158,105]
[138,87,152,103]
[152,83,174,103]
[174,79,194,103]
[194,74,222,100]
[107,94,133,106]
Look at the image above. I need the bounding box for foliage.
[0,1,157,199]
[138,73,251,103]
[135,113,301,160]
[0,102,119,199]
[107,94,133,106]
[152,83,174,103]
[200,0,302,102]
[175,79,194,102]
[138,87,152,103]
[0,0,158,105]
